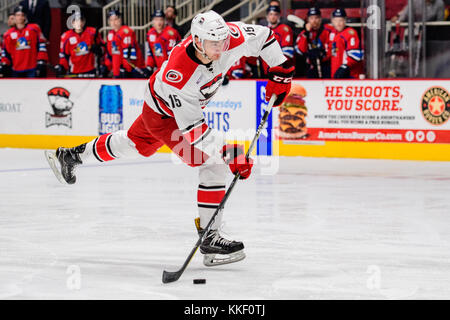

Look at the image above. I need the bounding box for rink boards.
[0,79,449,161]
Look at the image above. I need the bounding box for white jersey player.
[45,10,294,266]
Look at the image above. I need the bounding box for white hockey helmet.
[191,10,230,58]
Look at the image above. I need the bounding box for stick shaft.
[162,94,277,283]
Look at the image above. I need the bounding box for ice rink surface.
[1,148,450,299]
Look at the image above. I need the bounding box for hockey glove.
[0,63,7,77]
[222,75,230,86]
[143,66,154,78]
[334,65,350,79]
[98,64,109,78]
[307,47,324,62]
[266,63,295,106]
[36,60,47,78]
[54,64,66,77]
[91,44,103,56]
[222,144,253,180]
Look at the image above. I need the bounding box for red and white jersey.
[226,56,251,79]
[146,26,181,69]
[259,22,293,74]
[59,27,103,74]
[295,24,334,62]
[107,26,145,77]
[330,26,364,78]
[144,22,286,158]
[1,23,48,71]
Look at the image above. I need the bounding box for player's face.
[152,17,165,31]
[108,15,122,30]
[332,17,346,32]
[7,14,15,27]
[307,15,321,30]
[72,18,85,32]
[267,12,280,25]
[201,37,230,60]
[14,12,26,25]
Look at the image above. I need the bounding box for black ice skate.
[195,218,246,266]
[44,144,85,185]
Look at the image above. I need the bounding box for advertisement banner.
[275,80,450,145]
[256,80,273,156]
[203,80,256,136]
[0,79,148,136]
[0,79,256,140]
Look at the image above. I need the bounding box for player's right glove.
[266,62,295,106]
[54,64,66,77]
[222,144,253,180]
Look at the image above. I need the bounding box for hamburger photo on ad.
[276,84,308,139]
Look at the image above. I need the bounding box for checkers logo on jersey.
[229,25,240,38]
[45,87,74,128]
[165,70,183,83]
[421,87,450,125]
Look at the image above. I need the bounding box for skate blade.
[44,150,67,185]
[203,250,246,267]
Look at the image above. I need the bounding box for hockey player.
[55,12,104,78]
[295,7,333,78]
[257,5,294,76]
[103,10,147,79]
[45,11,294,266]
[0,6,47,78]
[329,8,364,79]
[146,10,181,75]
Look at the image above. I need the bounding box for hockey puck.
[193,279,206,284]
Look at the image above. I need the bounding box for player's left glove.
[266,63,295,106]
[334,65,350,79]
[222,144,253,180]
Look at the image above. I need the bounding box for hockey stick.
[124,57,147,77]
[316,57,323,79]
[162,94,277,284]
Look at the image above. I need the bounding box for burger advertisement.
[276,84,308,140]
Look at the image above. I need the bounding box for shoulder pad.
[226,22,245,50]
[161,38,197,90]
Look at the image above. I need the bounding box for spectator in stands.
[329,8,364,79]
[146,10,181,74]
[391,0,445,22]
[19,0,51,40]
[165,5,185,38]
[0,6,48,78]
[295,7,333,78]
[55,12,105,78]
[103,10,147,78]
